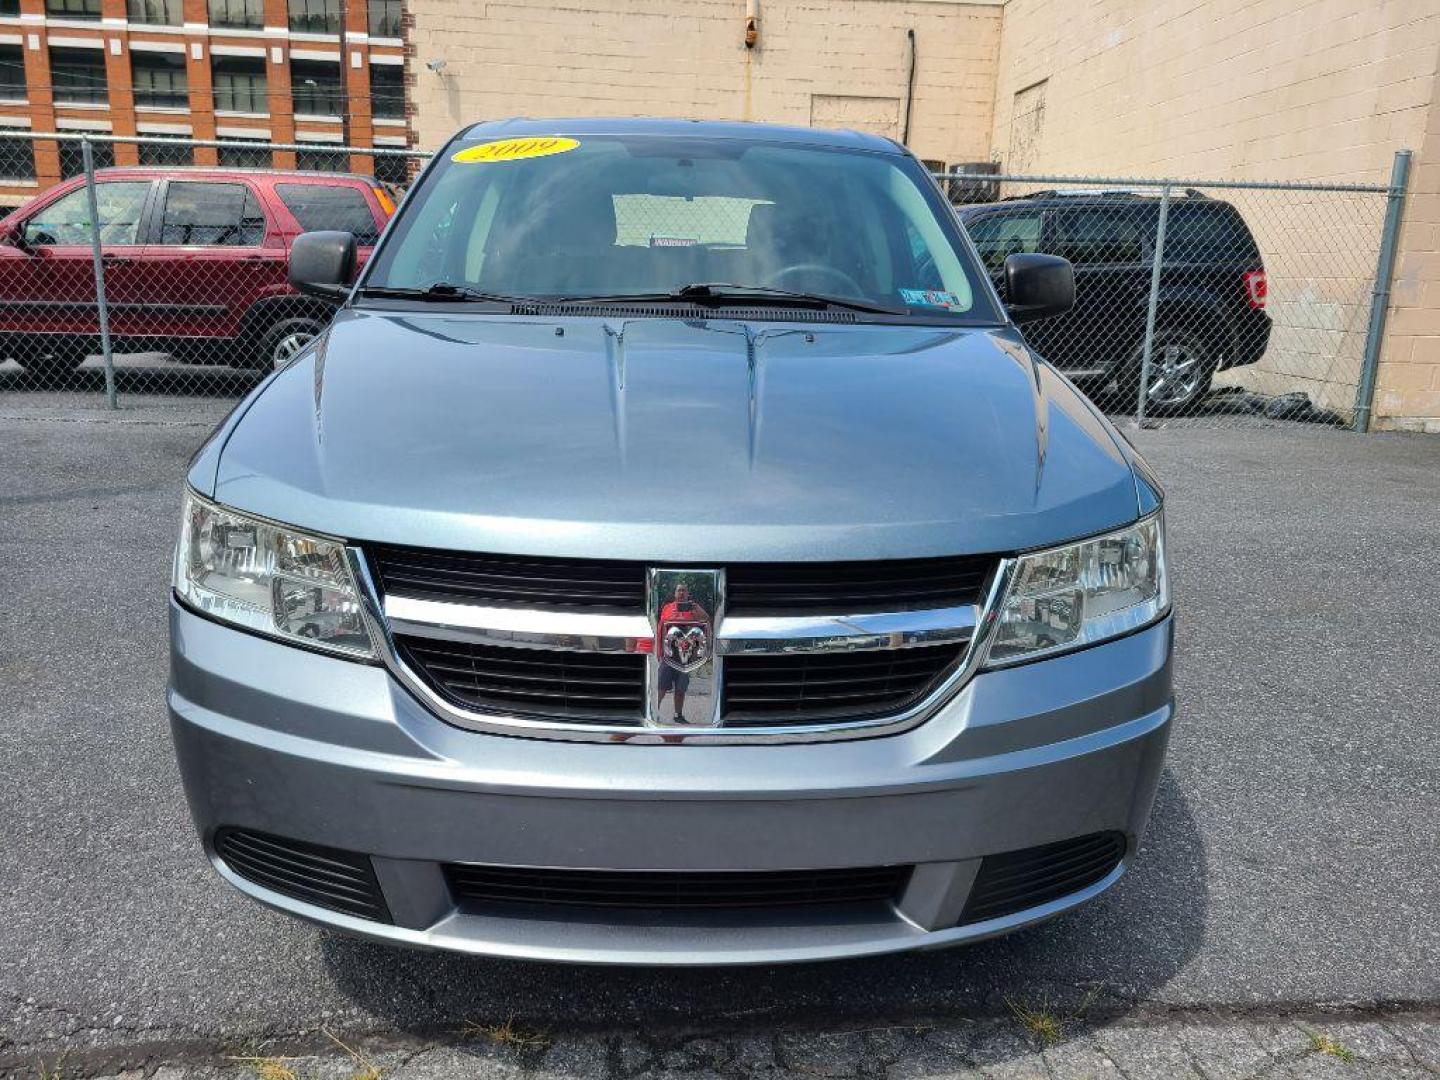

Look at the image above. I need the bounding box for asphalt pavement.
[1,395,1437,1076]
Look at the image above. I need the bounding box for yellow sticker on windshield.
[451,137,580,164]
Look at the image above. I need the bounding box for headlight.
[984,512,1167,666]
[174,490,376,659]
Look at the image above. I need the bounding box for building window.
[0,0,18,15]
[212,55,267,114]
[0,44,26,102]
[373,151,410,187]
[217,144,273,168]
[127,0,183,24]
[45,0,102,19]
[370,62,403,119]
[58,136,114,178]
[138,139,194,166]
[208,0,263,30]
[132,52,188,109]
[50,46,108,105]
[291,58,343,117]
[0,137,35,181]
[296,146,345,172]
[289,0,341,35]
[366,0,401,38]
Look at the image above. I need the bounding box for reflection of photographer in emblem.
[658,582,710,723]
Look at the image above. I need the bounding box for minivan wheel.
[255,317,325,370]
[1118,327,1215,413]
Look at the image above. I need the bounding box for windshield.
[363,133,996,319]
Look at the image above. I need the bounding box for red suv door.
[132,177,284,362]
[0,178,154,353]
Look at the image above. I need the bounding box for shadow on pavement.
[0,359,264,399]
[322,769,1205,1060]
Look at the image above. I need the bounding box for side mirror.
[0,218,28,251]
[1004,253,1074,324]
[289,230,357,301]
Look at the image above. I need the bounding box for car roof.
[91,166,376,183]
[455,117,903,155]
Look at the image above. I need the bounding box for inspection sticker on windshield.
[900,288,962,309]
[452,137,580,164]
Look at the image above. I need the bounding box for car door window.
[158,182,266,246]
[275,183,380,244]
[1049,207,1144,265]
[24,182,150,246]
[966,212,1043,271]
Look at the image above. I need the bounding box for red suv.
[0,167,394,378]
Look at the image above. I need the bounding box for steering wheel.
[764,263,865,299]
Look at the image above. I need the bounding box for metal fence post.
[1135,182,1172,426]
[81,136,118,409]
[1352,149,1412,433]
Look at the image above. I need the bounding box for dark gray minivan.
[168,118,1173,964]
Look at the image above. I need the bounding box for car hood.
[207,310,1142,561]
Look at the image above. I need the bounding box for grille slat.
[446,863,909,911]
[372,545,647,613]
[216,828,391,923]
[397,636,647,721]
[369,545,995,618]
[959,832,1126,925]
[722,644,961,725]
[725,557,993,615]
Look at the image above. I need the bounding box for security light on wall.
[426,58,447,74]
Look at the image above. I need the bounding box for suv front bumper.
[169,599,1174,965]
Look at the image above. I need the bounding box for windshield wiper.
[357,283,532,305]
[558,282,908,316]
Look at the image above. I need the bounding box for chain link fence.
[942,160,1408,430]
[0,131,1410,432]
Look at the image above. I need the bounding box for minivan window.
[277,184,379,244]
[24,181,149,245]
[366,135,990,318]
[159,182,266,246]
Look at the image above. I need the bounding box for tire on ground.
[252,316,326,371]
[16,337,90,385]
[1117,325,1216,414]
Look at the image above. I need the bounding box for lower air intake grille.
[959,831,1126,925]
[446,863,910,911]
[215,828,390,922]
[721,644,962,726]
[396,635,647,721]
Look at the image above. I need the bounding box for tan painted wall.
[988,0,1440,427]
[410,0,1004,170]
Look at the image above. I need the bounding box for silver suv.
[168,118,1173,964]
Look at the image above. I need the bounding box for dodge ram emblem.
[647,568,722,727]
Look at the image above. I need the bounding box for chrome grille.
[725,556,993,615]
[395,636,646,721]
[722,646,962,726]
[362,547,1003,742]
[372,544,645,613]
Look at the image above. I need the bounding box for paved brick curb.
[13,1012,1439,1080]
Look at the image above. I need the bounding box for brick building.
[0,0,412,206]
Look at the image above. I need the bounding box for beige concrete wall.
[1376,70,1440,431]
[987,0,1440,426]
[410,0,1003,170]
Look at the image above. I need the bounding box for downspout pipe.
[901,28,917,145]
